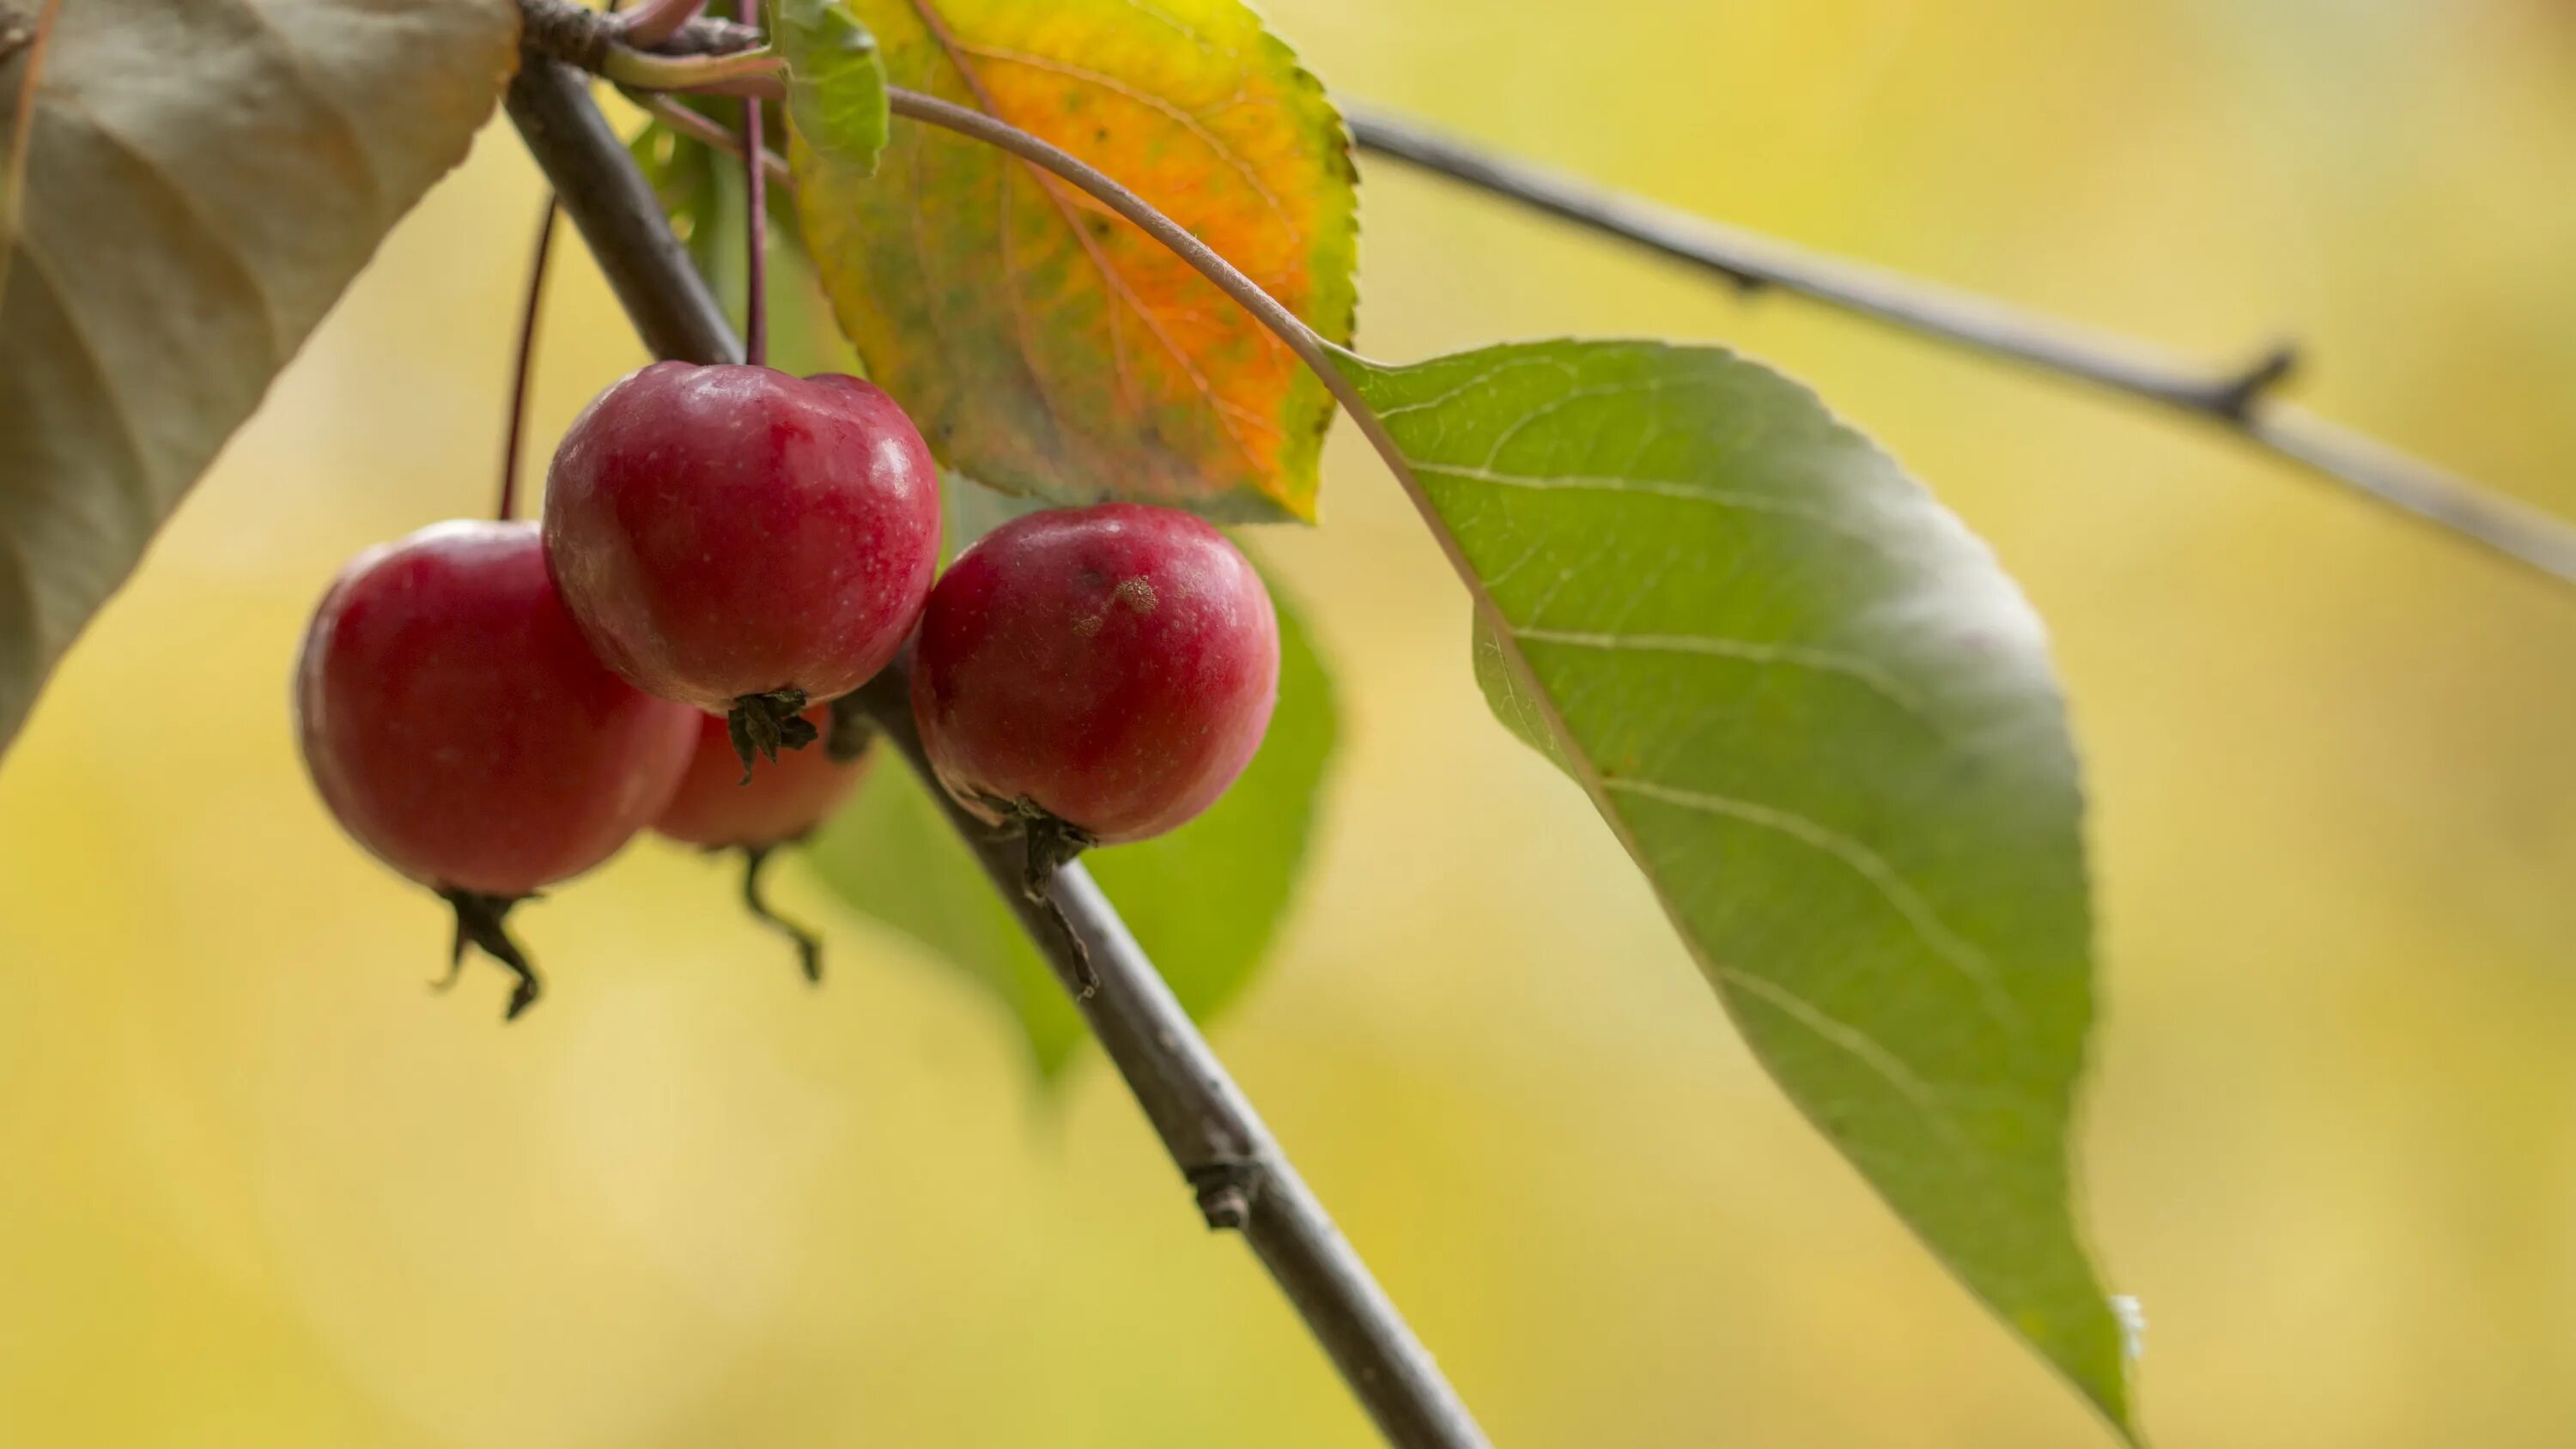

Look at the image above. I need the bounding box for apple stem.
[495,196,559,522]
[737,0,767,367]
[738,845,824,984]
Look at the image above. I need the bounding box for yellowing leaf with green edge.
[793,0,1358,522]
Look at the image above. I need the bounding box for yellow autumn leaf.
[794,0,1358,522]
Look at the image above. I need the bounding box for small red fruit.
[656,706,867,851]
[542,362,942,763]
[295,519,699,1017]
[653,706,870,984]
[909,504,1279,849]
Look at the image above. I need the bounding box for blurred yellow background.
[7,0,2576,1443]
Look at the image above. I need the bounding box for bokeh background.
[7,0,2576,1443]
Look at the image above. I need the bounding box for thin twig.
[496,197,558,522]
[0,0,63,307]
[502,56,1492,1449]
[1341,104,2576,589]
[735,0,766,367]
[636,92,792,181]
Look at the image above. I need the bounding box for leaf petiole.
[494,198,558,521]
[599,44,784,97]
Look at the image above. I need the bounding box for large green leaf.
[0,0,519,755]
[805,543,1338,1076]
[1337,339,2133,1434]
[793,0,1358,522]
[774,0,887,175]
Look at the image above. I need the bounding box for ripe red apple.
[654,705,867,852]
[543,361,942,762]
[295,519,699,1017]
[909,504,1279,848]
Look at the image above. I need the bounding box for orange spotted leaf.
[792,0,1358,522]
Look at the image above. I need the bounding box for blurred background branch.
[1347,103,2576,590]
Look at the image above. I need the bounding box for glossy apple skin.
[543,362,943,712]
[654,706,868,849]
[909,504,1279,845]
[295,520,700,897]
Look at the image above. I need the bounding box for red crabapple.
[656,706,866,851]
[543,362,941,766]
[653,706,870,983]
[295,520,699,1018]
[909,504,1279,856]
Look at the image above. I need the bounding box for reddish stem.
[617,0,706,47]
[496,197,560,522]
[737,0,767,367]
[639,93,791,182]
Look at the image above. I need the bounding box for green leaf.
[1337,339,2134,1435]
[793,0,1358,522]
[773,0,888,175]
[805,552,1338,1076]
[0,0,519,754]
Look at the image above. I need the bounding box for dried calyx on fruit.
[543,361,943,772]
[295,520,699,1019]
[653,705,869,981]
[910,502,1281,869]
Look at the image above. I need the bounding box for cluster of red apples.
[295,362,1282,1018]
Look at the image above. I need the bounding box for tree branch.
[1342,104,2576,591]
[503,56,1492,1449]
